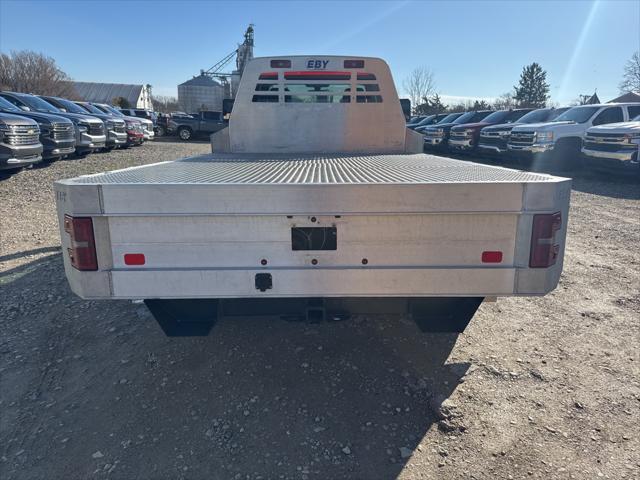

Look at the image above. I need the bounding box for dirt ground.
[1,141,638,480]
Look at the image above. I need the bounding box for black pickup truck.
[168,111,227,141]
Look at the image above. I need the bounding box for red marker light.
[482,251,503,263]
[258,72,278,80]
[124,253,146,266]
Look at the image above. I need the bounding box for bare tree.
[403,67,436,114]
[493,91,517,110]
[619,51,640,94]
[0,50,77,97]
[151,95,180,113]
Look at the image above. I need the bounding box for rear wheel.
[155,125,166,137]
[178,126,193,141]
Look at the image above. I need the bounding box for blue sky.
[0,0,638,105]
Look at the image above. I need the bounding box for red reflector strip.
[63,215,98,271]
[284,71,351,80]
[529,212,562,268]
[259,72,278,80]
[124,253,146,266]
[357,73,376,80]
[482,251,503,263]
[270,59,291,68]
[344,59,365,68]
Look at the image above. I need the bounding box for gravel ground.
[1,141,639,479]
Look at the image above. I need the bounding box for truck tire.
[155,125,166,137]
[178,126,193,141]
[553,138,581,172]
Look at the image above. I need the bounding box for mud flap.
[409,297,484,333]
[144,299,219,337]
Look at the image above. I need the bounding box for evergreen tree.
[514,63,550,108]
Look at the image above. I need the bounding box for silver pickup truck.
[55,56,571,337]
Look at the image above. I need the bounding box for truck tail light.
[529,212,562,268]
[63,215,98,271]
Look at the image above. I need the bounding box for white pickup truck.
[582,114,640,173]
[55,56,571,336]
[508,103,640,168]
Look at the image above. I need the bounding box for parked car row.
[416,102,640,173]
[0,91,155,172]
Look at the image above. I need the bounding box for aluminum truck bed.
[54,55,571,335]
[55,153,571,301]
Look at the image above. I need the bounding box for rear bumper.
[62,266,566,300]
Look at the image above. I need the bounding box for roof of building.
[608,91,640,103]
[179,74,222,87]
[65,81,145,105]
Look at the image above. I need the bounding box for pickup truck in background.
[508,103,640,169]
[582,113,640,173]
[0,91,102,157]
[449,109,533,152]
[55,55,571,338]
[0,95,75,162]
[91,103,154,143]
[75,102,144,147]
[0,112,43,171]
[412,113,450,133]
[42,96,127,151]
[423,110,493,150]
[478,107,569,155]
[169,111,227,140]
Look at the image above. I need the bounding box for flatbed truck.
[55,56,571,336]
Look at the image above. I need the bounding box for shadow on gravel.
[0,246,61,264]
[1,253,468,479]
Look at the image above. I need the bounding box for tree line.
[405,51,640,115]
[1,49,638,115]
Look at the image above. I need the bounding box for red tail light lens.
[63,215,98,271]
[529,212,562,268]
[258,72,278,80]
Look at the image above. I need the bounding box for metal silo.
[178,74,224,113]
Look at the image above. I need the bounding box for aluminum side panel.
[99,183,525,215]
[107,214,519,268]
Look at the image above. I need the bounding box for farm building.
[65,81,153,109]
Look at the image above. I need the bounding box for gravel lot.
[1,141,638,480]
